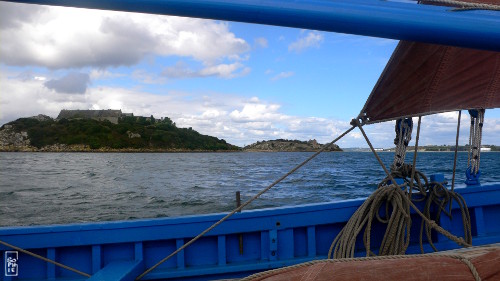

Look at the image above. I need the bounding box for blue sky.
[1,1,499,148]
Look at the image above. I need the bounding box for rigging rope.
[135,126,356,280]
[409,116,422,200]
[451,111,462,191]
[392,118,413,172]
[466,109,485,185]
[0,240,91,278]
[329,119,472,259]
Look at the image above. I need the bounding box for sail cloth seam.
[357,43,405,124]
[423,0,500,11]
[135,126,356,280]
[424,47,451,113]
[486,56,500,107]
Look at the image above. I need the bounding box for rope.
[419,181,472,253]
[242,253,481,281]
[467,109,484,176]
[327,184,411,258]
[0,239,91,278]
[423,0,500,11]
[392,118,413,171]
[331,120,471,259]
[451,111,462,191]
[409,116,422,200]
[135,126,356,280]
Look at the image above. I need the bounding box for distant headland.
[0,110,344,153]
[243,139,342,152]
[0,110,239,152]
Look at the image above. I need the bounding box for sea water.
[1,152,499,226]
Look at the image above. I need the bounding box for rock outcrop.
[0,125,33,151]
[243,139,342,152]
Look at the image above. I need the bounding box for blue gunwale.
[2,182,500,280]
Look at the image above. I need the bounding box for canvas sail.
[359,41,500,124]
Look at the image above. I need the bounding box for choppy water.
[1,152,499,226]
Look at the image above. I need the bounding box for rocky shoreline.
[243,139,342,152]
[1,118,342,153]
[0,143,240,153]
[0,125,238,153]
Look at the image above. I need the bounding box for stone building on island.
[56,109,133,124]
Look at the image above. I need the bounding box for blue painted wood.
[474,207,486,236]
[46,248,56,279]
[2,0,500,51]
[307,226,316,258]
[135,242,143,262]
[278,229,294,260]
[217,235,226,266]
[175,239,185,269]
[260,231,267,261]
[1,184,500,280]
[269,230,278,261]
[92,245,101,274]
[88,260,144,281]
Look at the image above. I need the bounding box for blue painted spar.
[2,0,500,51]
[1,183,500,280]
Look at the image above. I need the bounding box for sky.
[1,2,499,148]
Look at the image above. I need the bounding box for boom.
[2,0,500,51]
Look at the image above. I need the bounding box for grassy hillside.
[4,116,239,151]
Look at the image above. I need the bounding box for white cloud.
[44,72,90,94]
[162,61,251,79]
[2,71,500,148]
[271,71,294,81]
[200,63,251,78]
[0,2,250,69]
[254,37,268,48]
[161,61,251,79]
[288,31,324,53]
[89,69,124,80]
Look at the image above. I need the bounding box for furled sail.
[359,41,500,124]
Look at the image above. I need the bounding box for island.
[0,109,347,153]
[0,110,239,152]
[243,139,342,152]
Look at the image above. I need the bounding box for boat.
[1,0,500,280]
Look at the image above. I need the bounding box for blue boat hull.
[2,182,500,280]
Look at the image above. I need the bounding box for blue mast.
[2,0,500,51]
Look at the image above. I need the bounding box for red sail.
[359,41,500,124]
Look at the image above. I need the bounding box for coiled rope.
[330,119,472,259]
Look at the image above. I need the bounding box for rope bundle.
[328,183,411,259]
[468,109,484,176]
[391,118,413,171]
[420,181,472,253]
[329,164,472,259]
